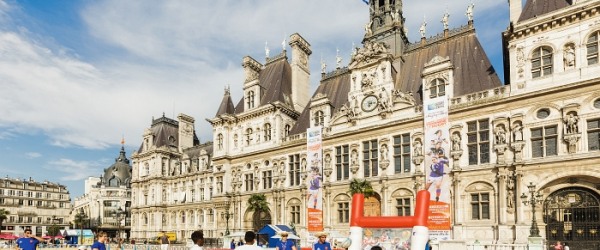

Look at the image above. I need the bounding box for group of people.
[14,229,110,250]
[226,231,331,250]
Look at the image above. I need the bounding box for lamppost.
[521,182,544,237]
[114,207,126,248]
[47,215,60,244]
[224,193,233,235]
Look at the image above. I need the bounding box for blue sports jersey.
[16,237,39,250]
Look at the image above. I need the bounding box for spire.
[116,140,129,164]
[216,85,235,116]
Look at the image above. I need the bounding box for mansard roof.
[183,141,213,159]
[234,57,293,114]
[289,70,351,135]
[137,114,200,153]
[518,0,571,22]
[397,26,502,104]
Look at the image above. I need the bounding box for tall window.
[363,140,379,177]
[429,78,446,97]
[244,173,254,191]
[262,170,272,189]
[263,123,272,141]
[335,145,350,181]
[199,179,205,201]
[532,46,553,78]
[289,154,301,186]
[291,205,301,224]
[246,91,255,109]
[467,119,490,165]
[393,134,411,173]
[216,176,223,194]
[217,133,223,150]
[395,198,411,216]
[246,128,253,145]
[314,111,324,126]
[471,193,490,220]
[588,119,600,151]
[284,124,291,137]
[337,202,350,223]
[531,126,558,157]
[587,31,600,65]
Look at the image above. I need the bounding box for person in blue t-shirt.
[313,232,330,250]
[16,229,44,250]
[91,231,108,250]
[275,232,296,250]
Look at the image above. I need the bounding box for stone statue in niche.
[564,44,575,70]
[378,87,391,112]
[380,144,388,161]
[451,133,461,151]
[494,126,507,144]
[413,140,423,157]
[506,177,515,209]
[351,150,358,165]
[564,112,579,134]
[512,122,523,141]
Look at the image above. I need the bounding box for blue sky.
[0,0,508,198]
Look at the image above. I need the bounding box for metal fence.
[464,243,528,250]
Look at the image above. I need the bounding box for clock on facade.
[361,95,378,112]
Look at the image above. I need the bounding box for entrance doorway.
[544,187,600,249]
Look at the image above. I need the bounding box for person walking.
[15,229,44,250]
[190,230,204,250]
[313,232,330,250]
[236,232,262,250]
[230,239,236,250]
[275,232,296,250]
[91,232,108,250]
[160,231,171,250]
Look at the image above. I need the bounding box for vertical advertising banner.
[423,96,451,241]
[306,126,323,232]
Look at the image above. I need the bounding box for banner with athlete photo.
[306,126,323,232]
[423,96,451,240]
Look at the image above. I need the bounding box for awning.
[0,233,18,240]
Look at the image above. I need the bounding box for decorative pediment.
[348,41,392,70]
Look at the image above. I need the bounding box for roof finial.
[224,85,230,95]
[420,16,427,39]
[441,9,450,30]
[466,2,475,22]
[282,37,286,51]
[320,55,326,74]
[265,41,270,59]
[121,136,125,145]
[336,48,342,69]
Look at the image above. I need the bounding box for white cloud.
[25,152,42,158]
[46,158,104,181]
[0,0,508,152]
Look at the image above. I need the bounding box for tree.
[73,212,88,245]
[48,224,61,238]
[247,193,270,231]
[0,208,9,234]
[348,178,374,198]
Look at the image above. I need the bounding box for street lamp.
[114,207,126,248]
[224,193,233,235]
[521,182,544,237]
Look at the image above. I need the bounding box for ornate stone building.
[72,143,132,239]
[0,177,71,237]
[130,0,600,249]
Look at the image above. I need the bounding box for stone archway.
[544,187,600,249]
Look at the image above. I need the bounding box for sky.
[0,0,509,199]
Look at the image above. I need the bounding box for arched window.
[587,31,600,65]
[264,123,272,141]
[314,111,324,126]
[217,133,223,150]
[429,78,445,98]
[246,91,255,109]
[246,128,254,145]
[532,46,553,78]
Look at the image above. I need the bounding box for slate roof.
[289,70,351,135]
[398,27,502,104]
[519,0,572,22]
[137,114,200,153]
[215,89,235,116]
[234,56,293,114]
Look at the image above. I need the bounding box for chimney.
[289,33,312,112]
[177,113,195,150]
[509,0,523,24]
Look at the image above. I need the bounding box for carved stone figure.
[419,21,427,38]
[564,113,579,134]
[451,133,461,151]
[361,73,374,88]
[380,144,388,161]
[441,12,450,30]
[512,123,523,141]
[413,140,423,156]
[351,150,358,165]
[506,177,515,209]
[564,44,575,69]
[365,20,373,36]
[466,3,475,21]
[495,126,507,144]
[265,41,270,58]
[378,88,391,112]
